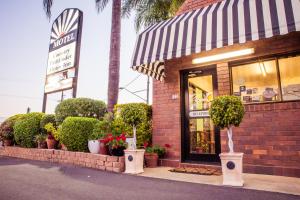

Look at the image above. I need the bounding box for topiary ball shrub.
[59,117,99,152]
[55,98,106,124]
[209,95,244,153]
[209,95,245,129]
[40,114,56,134]
[13,112,45,148]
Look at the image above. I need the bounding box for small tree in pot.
[119,104,146,150]
[119,104,146,174]
[209,95,245,186]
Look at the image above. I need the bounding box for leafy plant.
[0,121,14,141]
[209,95,245,153]
[115,103,152,149]
[34,134,47,143]
[13,112,45,148]
[0,114,26,143]
[55,98,106,124]
[145,145,166,158]
[44,123,59,141]
[88,131,103,140]
[58,117,99,152]
[40,114,56,134]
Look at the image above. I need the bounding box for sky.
[0,0,152,120]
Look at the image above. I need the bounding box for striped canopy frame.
[131,0,300,81]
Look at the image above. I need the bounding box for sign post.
[42,8,83,112]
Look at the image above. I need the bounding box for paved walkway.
[0,156,299,200]
[139,167,300,196]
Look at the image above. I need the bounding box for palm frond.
[95,0,110,13]
[43,0,53,20]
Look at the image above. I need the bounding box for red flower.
[116,136,121,141]
[143,142,149,148]
[165,144,171,148]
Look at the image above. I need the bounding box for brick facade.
[176,0,223,15]
[0,147,125,173]
[152,30,300,177]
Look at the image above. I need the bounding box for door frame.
[180,65,221,163]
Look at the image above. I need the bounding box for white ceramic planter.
[88,140,100,154]
[220,152,244,187]
[124,149,145,174]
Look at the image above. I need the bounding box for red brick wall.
[232,102,300,177]
[176,0,223,15]
[152,32,300,177]
[0,147,125,173]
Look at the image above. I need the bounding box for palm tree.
[95,0,121,112]
[122,0,185,31]
[43,0,184,112]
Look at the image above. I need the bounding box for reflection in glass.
[188,75,215,155]
[188,75,213,111]
[189,118,215,154]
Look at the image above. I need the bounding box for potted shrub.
[119,104,146,174]
[34,134,47,149]
[92,113,114,155]
[44,123,59,149]
[144,146,158,167]
[209,95,245,186]
[105,133,127,156]
[0,121,14,146]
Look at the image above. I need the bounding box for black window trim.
[229,51,300,105]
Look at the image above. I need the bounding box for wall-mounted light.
[192,48,255,64]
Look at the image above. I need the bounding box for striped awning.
[131,0,300,81]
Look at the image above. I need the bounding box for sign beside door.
[189,110,210,118]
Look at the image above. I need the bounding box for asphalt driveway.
[0,156,298,200]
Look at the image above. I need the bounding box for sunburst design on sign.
[50,8,79,43]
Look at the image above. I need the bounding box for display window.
[279,56,300,101]
[231,60,280,103]
[231,54,300,104]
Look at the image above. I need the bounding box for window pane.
[188,75,213,110]
[279,56,300,101]
[232,60,280,103]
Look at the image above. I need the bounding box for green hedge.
[13,112,45,148]
[59,117,99,152]
[114,103,152,147]
[55,98,106,124]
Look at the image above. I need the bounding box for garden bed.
[0,146,125,173]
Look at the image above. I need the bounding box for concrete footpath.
[139,167,300,196]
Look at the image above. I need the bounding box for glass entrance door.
[182,67,220,162]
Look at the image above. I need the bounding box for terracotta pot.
[109,146,125,157]
[144,152,158,168]
[3,139,12,147]
[46,139,57,149]
[99,139,108,155]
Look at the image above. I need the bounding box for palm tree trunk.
[107,0,121,112]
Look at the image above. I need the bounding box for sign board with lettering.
[44,8,83,94]
[189,110,210,118]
